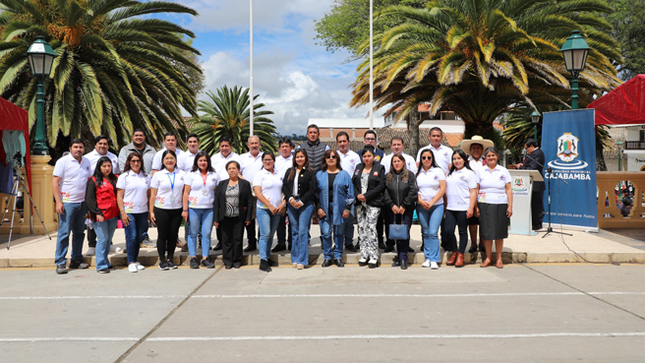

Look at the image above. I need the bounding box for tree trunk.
[408,107,421,156]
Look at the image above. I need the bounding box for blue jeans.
[124,212,148,264]
[288,201,314,266]
[188,208,214,257]
[93,217,118,270]
[417,204,444,262]
[257,207,280,261]
[320,207,348,260]
[55,202,87,266]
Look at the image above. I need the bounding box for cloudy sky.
[166,0,370,135]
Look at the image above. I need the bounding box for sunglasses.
[326,155,337,159]
[422,156,432,160]
[131,159,141,163]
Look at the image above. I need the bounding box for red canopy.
[0,97,32,190]
[588,74,645,126]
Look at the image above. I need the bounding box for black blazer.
[213,179,253,222]
[352,163,386,207]
[282,167,317,204]
[520,148,545,192]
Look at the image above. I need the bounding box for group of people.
[53,124,543,275]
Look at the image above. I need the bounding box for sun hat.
[460,135,494,155]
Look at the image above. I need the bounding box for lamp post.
[617,140,623,171]
[559,30,589,110]
[530,110,540,141]
[27,36,57,156]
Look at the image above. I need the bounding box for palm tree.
[191,86,277,156]
[351,0,622,139]
[0,0,202,152]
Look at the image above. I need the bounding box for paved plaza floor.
[1,264,645,362]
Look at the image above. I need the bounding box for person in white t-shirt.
[416,127,452,174]
[273,138,294,252]
[151,132,184,173]
[382,136,418,174]
[444,150,477,268]
[460,135,494,254]
[182,151,218,270]
[83,135,121,256]
[177,133,201,172]
[239,136,264,252]
[476,147,512,269]
[211,137,240,179]
[416,149,446,269]
[149,150,185,271]
[253,151,285,272]
[52,139,93,274]
[336,131,360,251]
[116,152,150,273]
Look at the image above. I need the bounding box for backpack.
[91,177,119,221]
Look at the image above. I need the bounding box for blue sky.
[166,0,370,135]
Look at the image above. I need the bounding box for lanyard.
[166,172,176,192]
[201,173,208,186]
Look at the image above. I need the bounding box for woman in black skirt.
[475,147,513,268]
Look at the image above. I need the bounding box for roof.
[308,118,385,129]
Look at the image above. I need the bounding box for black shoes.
[232,262,241,269]
[56,265,68,274]
[201,259,215,269]
[243,244,257,252]
[259,259,272,272]
[378,241,386,249]
[391,259,401,267]
[267,259,277,267]
[335,259,344,267]
[358,259,368,267]
[158,260,169,271]
[384,246,394,253]
[225,264,233,269]
[167,260,178,270]
[344,244,355,252]
[212,242,222,251]
[69,260,89,269]
[368,261,378,269]
[190,257,200,269]
[400,260,408,270]
[321,259,332,267]
[97,268,110,274]
[407,247,415,253]
[271,244,286,252]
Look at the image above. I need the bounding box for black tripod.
[541,166,572,238]
[1,153,51,249]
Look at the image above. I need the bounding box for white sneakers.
[422,260,440,269]
[85,247,95,256]
[128,264,138,273]
[109,245,123,253]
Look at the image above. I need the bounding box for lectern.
[509,170,544,235]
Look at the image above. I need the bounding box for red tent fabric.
[0,97,32,191]
[588,74,645,126]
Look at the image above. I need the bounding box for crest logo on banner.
[542,109,597,230]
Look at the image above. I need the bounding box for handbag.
[388,215,409,240]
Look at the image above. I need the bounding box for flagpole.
[369,0,373,130]
[249,0,254,136]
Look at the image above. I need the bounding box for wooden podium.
[509,170,543,235]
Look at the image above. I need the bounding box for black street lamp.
[530,110,540,141]
[559,30,589,110]
[26,36,57,155]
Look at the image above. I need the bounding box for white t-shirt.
[150,169,185,209]
[445,168,478,211]
[151,148,184,171]
[240,152,263,186]
[416,167,446,205]
[468,155,485,173]
[275,154,293,178]
[177,150,200,172]
[477,165,512,204]
[85,149,120,174]
[53,154,92,203]
[339,149,360,176]
[253,168,283,209]
[417,144,452,174]
[382,152,418,174]
[211,152,240,180]
[185,171,219,209]
[116,170,150,214]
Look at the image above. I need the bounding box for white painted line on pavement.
[146,332,645,341]
[2,332,644,343]
[2,292,645,300]
[0,337,139,342]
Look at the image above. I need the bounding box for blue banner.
[541,109,597,230]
